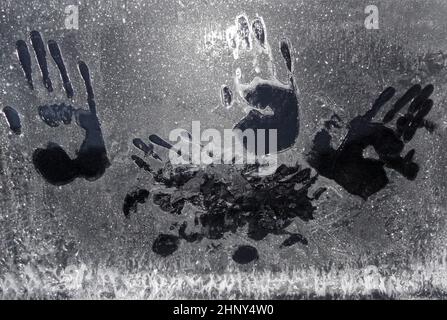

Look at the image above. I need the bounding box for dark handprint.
[4,31,110,185]
[122,15,314,264]
[221,15,299,153]
[126,134,323,264]
[307,84,436,199]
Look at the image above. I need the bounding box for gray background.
[1,0,447,290]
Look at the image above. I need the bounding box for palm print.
[3,31,110,185]
[307,84,435,199]
[125,16,437,263]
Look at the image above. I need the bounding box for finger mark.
[396,114,411,137]
[152,152,163,161]
[123,189,150,218]
[48,40,74,99]
[78,61,96,114]
[403,122,419,142]
[38,105,59,127]
[15,40,33,89]
[404,162,419,181]
[365,86,395,120]
[421,119,436,133]
[2,106,21,135]
[225,25,238,50]
[236,14,251,50]
[376,86,396,104]
[30,31,53,92]
[403,149,415,163]
[280,40,292,73]
[403,99,434,141]
[58,103,74,125]
[252,18,266,47]
[280,233,308,247]
[133,138,154,155]
[149,134,181,155]
[38,103,74,127]
[414,99,433,121]
[383,84,421,123]
[408,84,434,114]
[133,137,162,161]
[131,155,154,173]
[221,85,233,108]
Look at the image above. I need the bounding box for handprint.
[307,84,436,199]
[121,15,316,264]
[126,133,322,263]
[3,31,110,185]
[221,15,299,153]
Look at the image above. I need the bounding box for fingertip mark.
[132,138,154,155]
[48,40,74,99]
[281,233,308,247]
[404,149,415,163]
[2,106,21,135]
[237,14,251,50]
[408,84,434,114]
[149,134,178,153]
[221,85,233,107]
[252,18,266,47]
[16,40,33,90]
[365,87,395,120]
[78,61,96,114]
[415,99,433,120]
[131,155,153,173]
[123,188,150,218]
[403,99,434,141]
[422,119,436,133]
[280,40,292,73]
[383,84,421,123]
[379,87,396,102]
[30,31,53,92]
